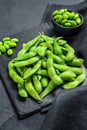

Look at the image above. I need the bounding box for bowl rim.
[51,9,84,29]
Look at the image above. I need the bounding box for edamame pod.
[59,70,76,81]
[62,69,85,89]
[67,58,84,66]
[41,80,57,98]
[23,60,41,79]
[33,75,42,94]
[14,56,40,67]
[18,83,28,98]
[41,77,49,88]
[14,52,36,61]
[25,78,41,101]
[8,61,23,83]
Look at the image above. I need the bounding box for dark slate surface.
[0,0,85,129]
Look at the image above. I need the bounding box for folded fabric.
[40,84,87,130]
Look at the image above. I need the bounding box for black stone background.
[0,0,85,130]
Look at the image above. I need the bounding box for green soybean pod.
[37,75,42,80]
[42,35,53,43]
[29,45,37,52]
[36,69,48,77]
[59,70,76,81]
[32,75,42,94]
[54,63,83,74]
[64,44,75,61]
[16,67,24,76]
[29,40,40,52]
[67,58,84,66]
[14,52,36,61]
[45,41,53,51]
[53,39,62,56]
[8,61,23,83]
[53,54,64,64]
[18,83,28,98]
[23,34,41,52]
[57,39,67,46]
[71,67,83,74]
[41,80,57,98]
[25,78,41,101]
[41,77,49,88]
[41,60,47,68]
[62,69,85,89]
[14,56,40,67]
[47,55,63,85]
[37,46,47,57]
[17,35,41,57]
[46,50,63,64]
[23,60,41,79]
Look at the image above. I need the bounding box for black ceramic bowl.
[51,10,84,36]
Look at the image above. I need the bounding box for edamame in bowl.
[51,8,84,35]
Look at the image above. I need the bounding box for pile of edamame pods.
[52,9,82,27]
[8,33,85,101]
